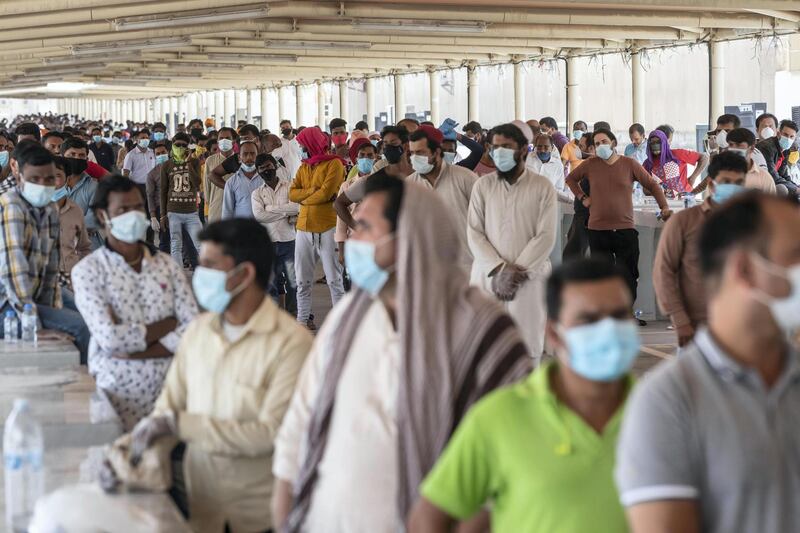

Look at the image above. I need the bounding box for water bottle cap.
[4,309,14,317]
[13,398,29,410]
[23,304,32,311]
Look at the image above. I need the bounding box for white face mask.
[751,254,800,335]
[410,154,434,175]
[760,127,776,140]
[105,210,149,244]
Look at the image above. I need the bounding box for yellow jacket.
[289,159,345,233]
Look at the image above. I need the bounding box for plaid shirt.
[0,174,17,195]
[0,186,61,311]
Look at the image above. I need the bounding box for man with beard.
[467,122,558,360]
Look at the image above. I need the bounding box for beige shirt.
[406,162,478,270]
[274,295,402,533]
[153,298,312,533]
[204,152,234,223]
[251,180,299,243]
[57,198,91,282]
[746,163,777,194]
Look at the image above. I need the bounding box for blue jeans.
[270,240,297,316]
[167,212,202,268]
[0,302,90,365]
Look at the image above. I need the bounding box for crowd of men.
[1,108,800,533]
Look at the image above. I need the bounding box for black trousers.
[563,213,590,261]
[587,228,640,300]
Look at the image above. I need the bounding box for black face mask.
[259,168,277,181]
[383,144,404,164]
[190,128,203,138]
[281,128,292,137]
[649,141,662,155]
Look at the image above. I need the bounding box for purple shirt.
[551,131,570,153]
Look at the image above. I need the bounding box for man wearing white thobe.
[468,124,558,360]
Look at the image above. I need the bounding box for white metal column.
[295,83,303,126]
[178,96,187,127]
[513,61,525,121]
[233,89,241,125]
[566,55,579,129]
[246,90,253,123]
[169,97,177,135]
[394,72,405,124]
[224,90,234,127]
[317,81,326,129]
[631,49,645,125]
[428,68,440,126]
[366,78,375,131]
[214,90,224,127]
[709,40,725,125]
[260,87,269,130]
[278,85,287,124]
[467,62,479,123]
[338,80,348,125]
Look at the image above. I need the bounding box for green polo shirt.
[420,361,632,533]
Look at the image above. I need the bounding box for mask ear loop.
[747,252,790,307]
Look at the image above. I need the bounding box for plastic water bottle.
[4,399,44,533]
[632,182,645,207]
[4,309,18,344]
[20,304,37,345]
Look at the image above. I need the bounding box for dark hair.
[137,129,151,137]
[540,117,558,130]
[779,119,799,134]
[573,120,588,130]
[726,127,756,147]
[628,123,645,136]
[409,129,441,153]
[0,130,15,145]
[580,131,594,148]
[255,153,278,168]
[60,136,88,155]
[698,192,798,284]
[593,128,617,145]
[172,132,191,144]
[90,174,139,211]
[239,124,260,138]
[152,142,169,153]
[707,151,749,180]
[198,219,274,289]
[217,126,238,139]
[188,119,203,128]
[364,173,405,232]
[397,118,420,127]
[755,113,778,130]
[12,139,41,162]
[355,120,369,131]
[152,122,167,131]
[42,131,65,143]
[462,121,483,134]
[329,118,347,131]
[491,123,529,150]
[90,126,102,135]
[279,119,291,127]
[381,125,408,143]
[716,113,741,128]
[546,258,631,320]
[655,124,674,139]
[14,122,40,141]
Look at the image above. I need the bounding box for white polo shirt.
[122,147,156,185]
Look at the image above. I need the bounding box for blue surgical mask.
[153,132,166,142]
[0,151,8,168]
[155,154,169,165]
[103,137,112,144]
[356,157,375,174]
[563,318,640,382]
[51,187,69,202]
[712,182,745,204]
[192,265,245,313]
[137,138,150,149]
[491,147,517,172]
[779,135,794,151]
[596,144,614,160]
[345,238,391,296]
[537,151,552,163]
[241,163,256,173]
[410,154,434,175]
[20,180,55,208]
[443,151,457,164]
[218,138,234,152]
[105,210,149,244]
[370,139,379,147]
[300,149,309,160]
[92,135,102,143]
[572,130,584,141]
[112,137,122,145]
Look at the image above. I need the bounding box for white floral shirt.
[72,243,198,429]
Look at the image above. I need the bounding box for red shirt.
[85,161,110,180]
[652,149,701,193]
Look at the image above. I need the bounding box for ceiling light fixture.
[263,40,371,50]
[72,37,191,56]
[166,62,245,70]
[206,53,297,63]
[351,19,487,33]
[43,52,141,66]
[112,7,269,31]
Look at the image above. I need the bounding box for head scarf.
[283,183,532,532]
[643,129,679,173]
[511,119,534,144]
[296,126,344,167]
[348,137,372,164]
[348,130,367,146]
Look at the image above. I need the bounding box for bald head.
[261,134,283,154]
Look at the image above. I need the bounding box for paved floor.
[307,279,677,378]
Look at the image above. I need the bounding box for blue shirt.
[624,142,647,164]
[222,169,265,219]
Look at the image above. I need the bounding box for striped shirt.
[0,187,61,311]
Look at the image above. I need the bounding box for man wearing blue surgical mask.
[128,218,311,533]
[617,191,800,533]
[0,143,90,363]
[653,151,748,347]
[221,140,264,219]
[526,133,569,199]
[411,258,637,533]
[88,126,114,172]
[756,119,799,198]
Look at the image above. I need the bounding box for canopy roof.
[1,0,798,98]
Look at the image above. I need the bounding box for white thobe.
[273,295,402,533]
[406,162,478,272]
[271,140,302,182]
[526,156,573,201]
[467,170,558,360]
